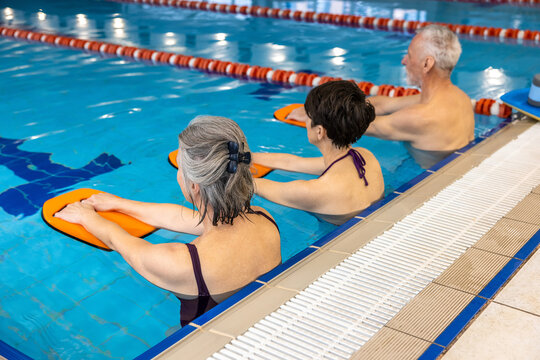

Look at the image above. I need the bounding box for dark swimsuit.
[319,148,369,185]
[177,211,279,327]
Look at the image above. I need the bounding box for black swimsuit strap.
[185,211,277,296]
[185,211,277,304]
[255,210,280,232]
[186,243,211,297]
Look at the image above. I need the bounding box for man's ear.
[423,56,435,74]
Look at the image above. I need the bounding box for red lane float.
[435,0,539,6]
[108,0,540,46]
[0,26,513,118]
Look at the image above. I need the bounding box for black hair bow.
[227,141,251,173]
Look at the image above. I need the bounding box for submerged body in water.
[405,142,456,169]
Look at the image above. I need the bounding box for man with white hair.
[366,24,474,167]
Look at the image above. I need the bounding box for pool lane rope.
[0,26,512,118]
[109,0,540,45]
[437,0,539,6]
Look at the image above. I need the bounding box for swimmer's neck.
[197,206,254,237]
[420,71,453,102]
[317,142,352,168]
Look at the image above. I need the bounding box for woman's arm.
[86,193,203,235]
[55,202,193,292]
[252,153,326,175]
[254,178,325,213]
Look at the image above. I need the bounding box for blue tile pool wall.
[0,339,32,360]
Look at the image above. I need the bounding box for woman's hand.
[54,201,97,225]
[84,192,122,212]
[286,106,309,122]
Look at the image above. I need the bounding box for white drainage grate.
[209,123,540,360]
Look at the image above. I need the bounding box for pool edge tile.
[477,258,523,299]
[0,340,33,360]
[256,247,318,283]
[513,229,540,260]
[190,282,264,326]
[432,296,488,348]
[310,216,362,247]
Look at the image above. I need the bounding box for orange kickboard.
[168,150,273,178]
[42,188,155,251]
[273,103,306,128]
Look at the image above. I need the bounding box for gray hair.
[417,24,462,73]
[178,115,254,226]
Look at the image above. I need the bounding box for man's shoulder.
[393,102,432,125]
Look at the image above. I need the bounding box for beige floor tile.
[267,250,349,291]
[386,283,474,342]
[325,219,393,254]
[472,123,528,156]
[442,303,540,360]
[350,327,431,360]
[512,117,538,127]
[473,218,539,258]
[205,287,298,337]
[407,173,460,198]
[434,248,511,295]
[494,249,540,315]
[373,194,428,224]
[504,193,540,225]
[157,329,231,359]
[439,154,487,176]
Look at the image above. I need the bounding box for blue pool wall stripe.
[417,229,540,359]
[0,339,33,360]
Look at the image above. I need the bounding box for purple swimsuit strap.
[319,149,369,186]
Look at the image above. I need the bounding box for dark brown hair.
[304,80,375,148]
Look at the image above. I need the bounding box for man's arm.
[369,94,421,115]
[255,178,326,213]
[253,153,326,175]
[364,104,430,142]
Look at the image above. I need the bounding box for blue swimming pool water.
[0,0,538,358]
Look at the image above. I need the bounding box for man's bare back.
[394,83,474,151]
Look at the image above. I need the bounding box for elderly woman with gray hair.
[55,116,281,326]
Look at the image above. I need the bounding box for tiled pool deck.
[146,115,539,359]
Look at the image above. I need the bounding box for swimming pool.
[0,0,538,358]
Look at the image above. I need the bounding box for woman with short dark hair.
[254,80,384,225]
[56,116,281,326]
